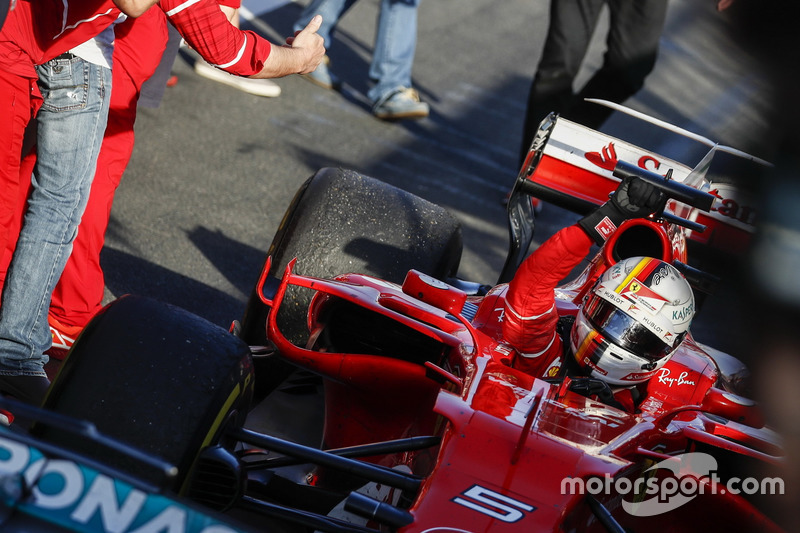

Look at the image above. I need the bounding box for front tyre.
[41,295,253,491]
[240,168,463,396]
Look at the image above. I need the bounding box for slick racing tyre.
[240,167,463,397]
[40,295,253,492]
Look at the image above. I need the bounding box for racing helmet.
[570,257,695,386]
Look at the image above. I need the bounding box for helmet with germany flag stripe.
[569,256,695,385]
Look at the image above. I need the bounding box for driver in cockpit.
[503,177,695,412]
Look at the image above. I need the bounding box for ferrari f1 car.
[0,103,785,532]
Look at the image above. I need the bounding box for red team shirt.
[0,0,271,82]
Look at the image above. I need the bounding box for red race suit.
[502,224,593,377]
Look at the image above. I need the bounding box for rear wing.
[510,101,769,258]
[519,115,696,209]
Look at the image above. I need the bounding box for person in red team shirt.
[0,0,324,403]
[16,2,283,356]
[4,9,168,358]
[502,177,695,412]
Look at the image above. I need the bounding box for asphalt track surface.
[105,0,771,365]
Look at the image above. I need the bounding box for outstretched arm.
[162,0,324,78]
[250,15,325,78]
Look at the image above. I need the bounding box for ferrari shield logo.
[619,278,667,313]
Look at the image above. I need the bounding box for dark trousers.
[520,0,668,163]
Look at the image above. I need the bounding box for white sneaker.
[194,60,281,97]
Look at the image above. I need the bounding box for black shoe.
[0,374,50,405]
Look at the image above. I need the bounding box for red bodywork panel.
[257,252,784,532]
[254,115,777,528]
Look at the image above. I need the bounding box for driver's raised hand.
[578,176,666,245]
[611,176,666,218]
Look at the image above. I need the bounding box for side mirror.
[700,387,764,428]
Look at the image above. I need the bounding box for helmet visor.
[584,295,670,362]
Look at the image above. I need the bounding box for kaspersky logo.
[561,452,784,516]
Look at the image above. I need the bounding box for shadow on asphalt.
[101,226,268,329]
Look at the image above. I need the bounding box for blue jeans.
[0,56,111,376]
[295,0,420,103]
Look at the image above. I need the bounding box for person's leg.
[294,0,357,90]
[519,0,605,162]
[49,10,167,338]
[0,149,35,289]
[0,73,39,289]
[567,0,668,127]
[0,56,111,400]
[368,0,428,119]
[366,0,419,102]
[294,0,357,47]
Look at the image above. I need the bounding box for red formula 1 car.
[0,107,784,532]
